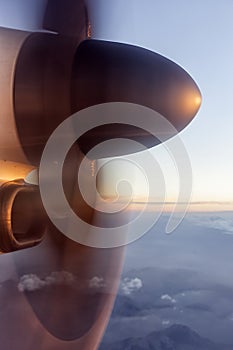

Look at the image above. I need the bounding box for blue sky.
[0,0,47,30]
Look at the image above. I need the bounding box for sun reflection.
[0,160,35,183]
[181,90,202,117]
[195,95,202,107]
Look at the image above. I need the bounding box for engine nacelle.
[0,25,201,252]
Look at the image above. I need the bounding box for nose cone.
[72,40,201,157]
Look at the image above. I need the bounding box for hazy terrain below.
[100,210,233,348]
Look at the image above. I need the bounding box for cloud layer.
[189,213,233,235]
[17,272,143,296]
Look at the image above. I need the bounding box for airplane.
[0,0,201,349]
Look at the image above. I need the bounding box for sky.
[0,0,47,30]
[0,0,233,203]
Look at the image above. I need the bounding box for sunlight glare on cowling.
[184,90,202,116]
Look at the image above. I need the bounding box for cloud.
[160,294,176,304]
[162,320,171,326]
[189,214,233,235]
[120,277,143,295]
[89,276,106,289]
[18,274,45,292]
[18,271,75,292]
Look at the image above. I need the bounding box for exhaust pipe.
[0,161,46,253]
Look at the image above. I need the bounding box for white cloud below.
[161,294,176,304]
[89,276,106,289]
[120,277,143,295]
[18,271,75,292]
